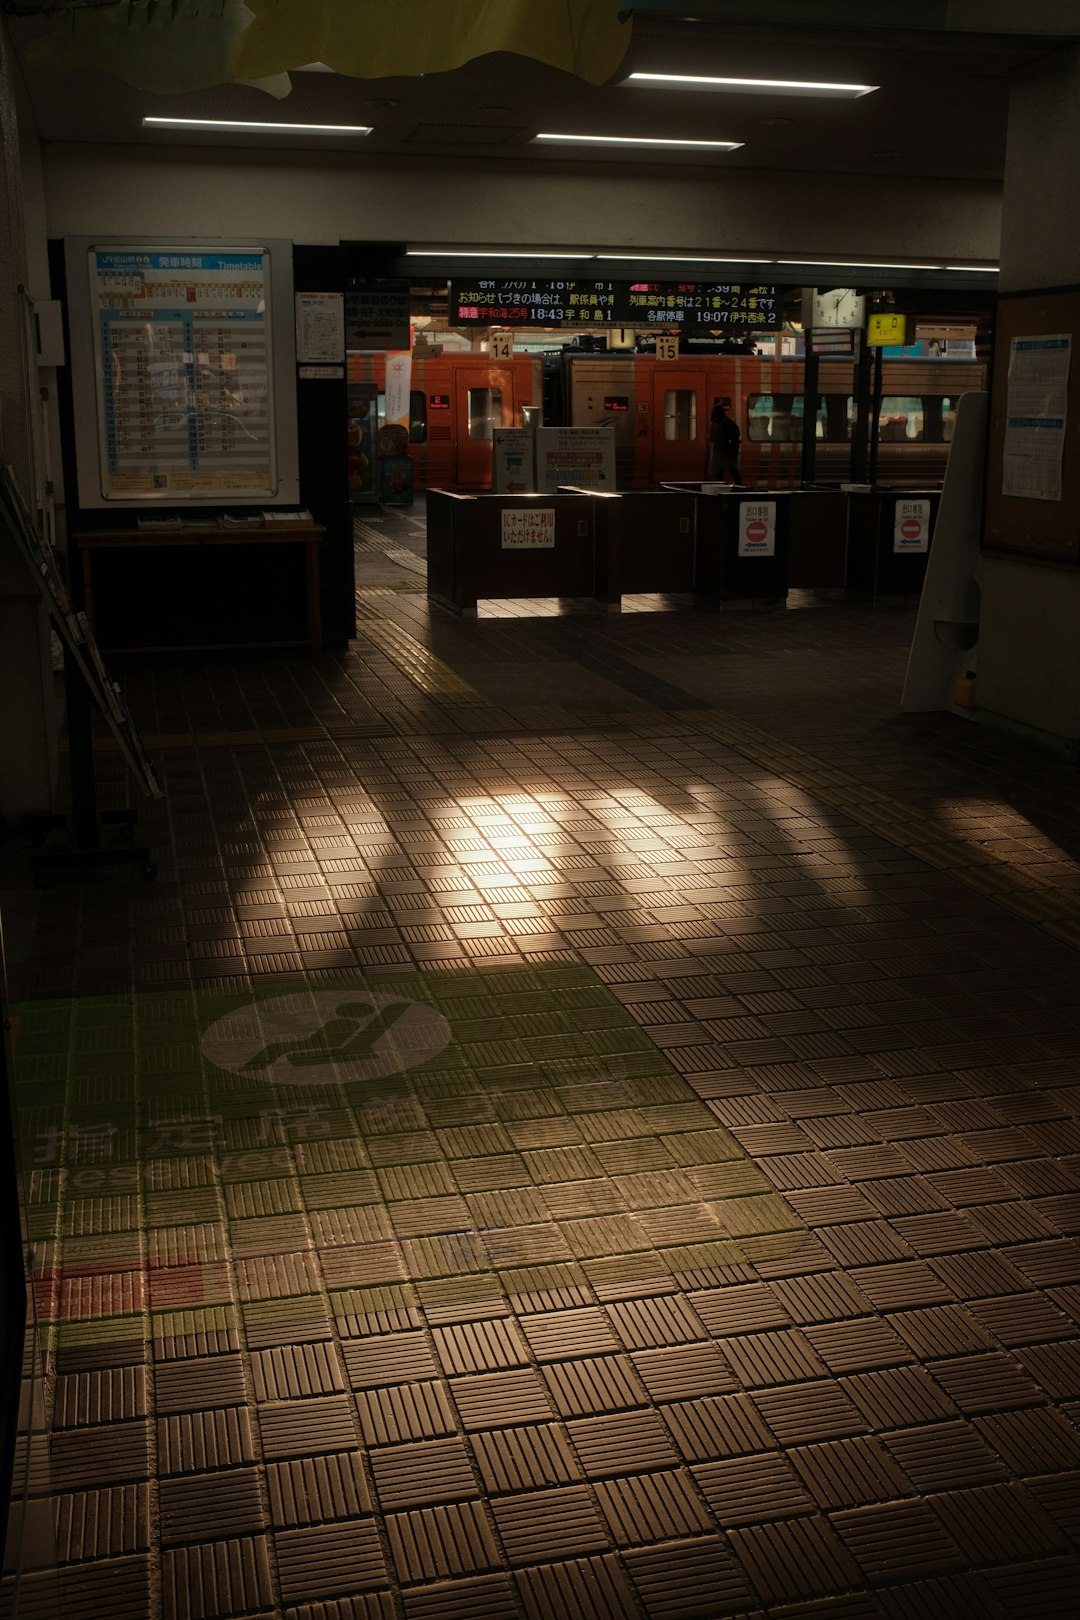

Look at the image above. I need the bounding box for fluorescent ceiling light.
[143,116,372,134]
[596,253,773,264]
[777,259,943,271]
[407,250,597,259]
[627,72,877,99]
[945,264,1000,273]
[534,132,742,151]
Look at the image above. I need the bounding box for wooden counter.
[74,520,325,652]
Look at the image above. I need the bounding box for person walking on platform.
[707,399,742,484]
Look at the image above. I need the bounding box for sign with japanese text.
[296,291,344,363]
[451,279,619,324]
[88,245,276,501]
[893,497,931,552]
[493,428,535,494]
[501,507,556,548]
[345,280,411,350]
[536,427,616,494]
[620,282,780,329]
[738,500,777,557]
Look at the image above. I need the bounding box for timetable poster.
[89,247,277,501]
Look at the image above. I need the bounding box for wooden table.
[74,521,325,652]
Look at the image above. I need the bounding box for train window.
[663,390,697,441]
[409,389,427,445]
[941,396,958,441]
[747,394,830,442]
[467,387,503,440]
[877,395,924,440]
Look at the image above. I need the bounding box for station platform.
[2,499,1079,1619]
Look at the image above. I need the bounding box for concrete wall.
[978,44,1080,756]
[40,143,1002,264]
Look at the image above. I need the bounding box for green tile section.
[13,964,807,1350]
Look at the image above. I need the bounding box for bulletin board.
[983,284,1080,564]
[64,236,300,509]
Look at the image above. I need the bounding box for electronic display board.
[450,279,619,324]
[450,277,782,330]
[621,282,781,329]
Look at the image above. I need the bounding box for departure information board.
[89,247,276,500]
[622,282,781,328]
[450,279,620,325]
[450,277,782,329]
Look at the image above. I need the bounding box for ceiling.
[7,12,1070,187]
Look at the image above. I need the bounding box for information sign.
[536,427,616,494]
[620,282,780,329]
[491,332,514,359]
[738,500,777,557]
[89,247,276,501]
[654,335,680,361]
[296,291,344,363]
[345,280,411,350]
[493,428,535,494]
[450,279,619,325]
[893,497,931,552]
[501,508,556,548]
[868,312,907,346]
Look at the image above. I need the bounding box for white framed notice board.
[65,237,300,508]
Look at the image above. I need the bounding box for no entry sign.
[893,498,931,553]
[739,501,777,557]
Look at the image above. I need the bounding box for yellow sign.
[867,312,907,346]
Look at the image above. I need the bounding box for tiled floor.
[2,503,1079,1618]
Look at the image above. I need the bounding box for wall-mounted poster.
[1002,334,1070,502]
[88,247,275,501]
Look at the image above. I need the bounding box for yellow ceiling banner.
[232,0,633,86]
[24,0,291,99]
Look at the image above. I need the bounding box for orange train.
[347,350,986,492]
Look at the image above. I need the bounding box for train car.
[564,353,986,489]
[347,349,985,493]
[347,351,543,492]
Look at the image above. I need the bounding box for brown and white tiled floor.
[2,503,1079,1618]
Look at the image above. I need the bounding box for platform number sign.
[491,333,514,360]
[654,335,679,361]
[738,501,777,557]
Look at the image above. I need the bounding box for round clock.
[811,288,866,328]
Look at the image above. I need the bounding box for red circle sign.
[901,518,922,540]
[746,520,768,542]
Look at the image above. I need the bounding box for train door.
[454,366,517,487]
[651,368,708,484]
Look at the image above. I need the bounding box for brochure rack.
[0,462,162,883]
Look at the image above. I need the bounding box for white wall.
[41,143,1002,264]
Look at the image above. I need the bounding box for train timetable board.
[66,238,300,508]
[450,279,620,325]
[622,282,781,329]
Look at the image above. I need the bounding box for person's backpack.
[711,413,739,451]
